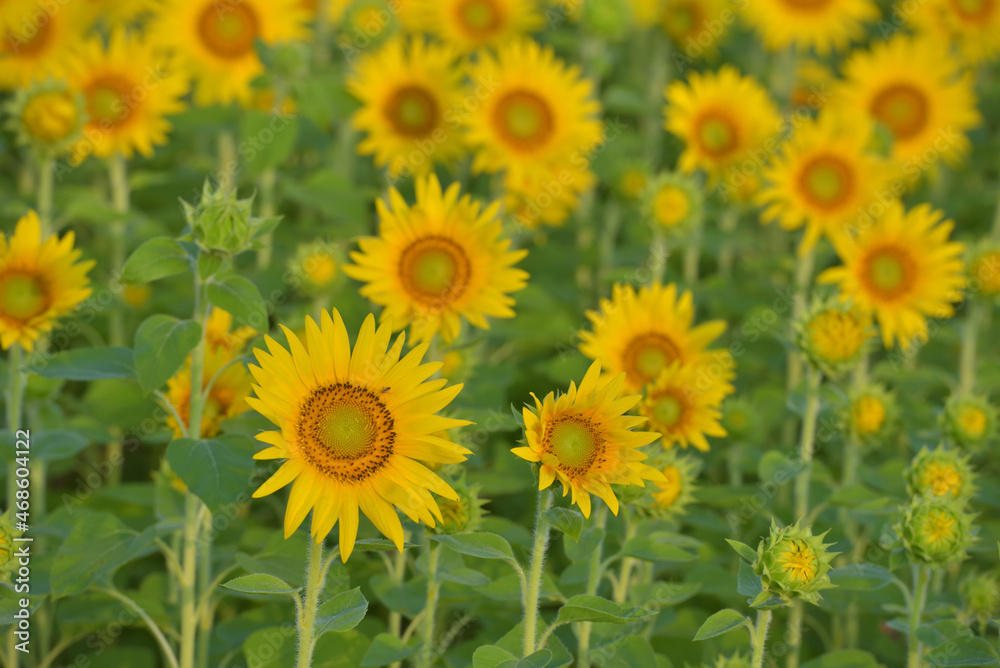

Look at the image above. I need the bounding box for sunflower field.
[2,0,1000,666]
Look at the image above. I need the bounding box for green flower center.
[547,417,601,471]
[85,76,135,127]
[399,236,471,306]
[458,0,501,33]
[696,114,737,156]
[624,333,681,385]
[0,273,48,322]
[652,185,691,228]
[871,84,929,141]
[320,402,375,459]
[800,155,853,208]
[864,247,914,299]
[920,509,958,550]
[494,90,554,149]
[197,2,260,59]
[386,85,439,138]
[651,394,684,428]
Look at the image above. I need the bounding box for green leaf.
[31,429,89,461]
[473,646,518,668]
[360,633,420,667]
[829,564,895,591]
[800,650,881,668]
[693,609,750,641]
[726,539,758,563]
[221,574,300,596]
[565,527,604,561]
[353,538,417,552]
[516,650,553,668]
[917,620,974,648]
[542,507,584,542]
[165,435,256,514]
[51,511,156,598]
[738,560,763,598]
[121,236,190,284]
[34,346,135,380]
[207,272,267,330]
[621,535,697,562]
[553,595,652,625]
[133,315,201,393]
[432,532,518,564]
[243,627,368,667]
[639,581,702,608]
[924,636,999,666]
[315,588,368,636]
[239,109,300,176]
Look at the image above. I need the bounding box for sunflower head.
[5,80,85,156]
[639,361,729,452]
[615,161,651,201]
[847,384,897,445]
[722,397,760,442]
[905,445,974,502]
[511,359,664,518]
[968,241,1000,298]
[794,298,872,378]
[944,394,997,450]
[182,181,280,257]
[961,571,1000,627]
[0,510,24,583]
[898,496,974,565]
[754,520,837,606]
[643,171,704,238]
[648,450,700,517]
[410,0,543,52]
[425,471,488,535]
[289,240,340,295]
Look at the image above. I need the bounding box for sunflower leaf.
[221,574,300,596]
[34,346,135,381]
[315,588,369,636]
[693,609,751,641]
[542,507,584,542]
[133,315,202,393]
[553,595,654,625]
[165,435,256,514]
[207,271,267,330]
[431,532,519,566]
[121,236,191,284]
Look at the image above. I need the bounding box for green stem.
[908,564,930,668]
[296,540,325,668]
[786,602,804,668]
[217,130,237,194]
[718,207,740,278]
[102,588,180,668]
[611,515,637,605]
[196,510,213,668]
[577,504,608,668]
[751,609,773,668]
[180,495,200,668]
[388,545,407,668]
[959,299,980,394]
[683,224,701,285]
[6,344,23,511]
[787,250,816,395]
[649,230,667,286]
[728,442,744,487]
[597,200,622,294]
[256,167,277,270]
[37,155,54,237]
[420,541,441,668]
[522,488,553,657]
[794,365,822,521]
[642,34,670,165]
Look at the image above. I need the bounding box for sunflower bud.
[707,653,751,668]
[625,450,699,518]
[960,571,1000,628]
[898,497,974,565]
[943,394,997,450]
[425,472,487,535]
[581,0,632,40]
[615,162,650,202]
[5,81,85,157]
[968,242,1000,298]
[287,240,339,295]
[753,521,837,605]
[794,299,872,378]
[643,172,704,239]
[182,181,280,256]
[722,397,759,442]
[905,446,974,502]
[847,384,896,445]
[0,511,25,583]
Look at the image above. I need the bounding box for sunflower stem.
[196,510,214,668]
[959,298,980,394]
[786,249,815,397]
[642,33,669,166]
[718,207,740,278]
[296,539,325,668]
[611,513,637,605]
[37,154,54,238]
[217,130,237,194]
[577,503,607,668]
[107,155,130,485]
[786,602,804,668]
[522,488,553,657]
[728,442,744,487]
[5,344,24,511]
[255,167,278,270]
[419,539,441,668]
[683,224,702,285]
[388,544,407,668]
[907,564,930,668]
[794,365,822,521]
[751,609,772,668]
[648,229,667,286]
[597,199,622,294]
[102,587,180,668]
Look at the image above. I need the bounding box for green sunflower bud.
[943,393,997,451]
[722,397,759,442]
[967,241,1000,299]
[0,510,25,583]
[581,0,632,40]
[793,298,872,379]
[753,520,837,606]
[4,79,86,157]
[287,240,340,295]
[905,446,974,502]
[642,171,704,239]
[897,497,974,565]
[706,652,751,668]
[960,571,1000,627]
[846,384,897,446]
[182,181,280,256]
[645,450,699,518]
[425,471,487,536]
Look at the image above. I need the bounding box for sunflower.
[643,171,703,237]
[153,0,308,106]
[659,0,731,56]
[794,299,872,378]
[204,308,257,354]
[510,360,663,517]
[5,80,85,157]
[664,66,781,181]
[346,36,466,178]
[757,111,896,255]
[818,201,966,348]
[837,35,980,169]
[639,361,727,451]
[81,0,162,28]
[0,0,87,90]
[626,0,664,27]
[410,0,542,52]
[248,309,472,561]
[465,38,603,184]
[738,0,877,54]
[504,161,597,230]
[65,30,188,161]
[166,347,253,438]
[910,0,1000,65]
[343,175,529,345]
[579,282,729,393]
[0,211,94,352]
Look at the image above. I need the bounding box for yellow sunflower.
[153,0,308,106]
[204,307,257,354]
[410,0,542,51]
[166,347,253,438]
[465,38,603,184]
[818,200,966,348]
[837,35,980,169]
[343,175,529,345]
[739,0,877,54]
[757,110,896,255]
[579,282,728,393]
[248,309,472,561]
[910,0,1000,65]
[346,36,466,178]
[81,0,162,28]
[0,211,94,352]
[639,361,728,451]
[66,30,188,161]
[659,0,731,56]
[504,160,598,230]
[664,66,781,181]
[0,0,87,90]
[510,360,663,517]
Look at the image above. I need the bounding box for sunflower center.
[21,92,78,144]
[922,462,961,498]
[296,383,395,483]
[623,333,681,385]
[0,273,49,322]
[871,84,929,141]
[922,510,957,548]
[399,236,471,305]
[662,4,700,39]
[959,407,987,437]
[4,19,53,57]
[197,3,260,59]
[546,416,602,472]
[863,246,915,299]
[949,0,993,20]
[853,395,886,435]
[651,394,684,428]
[696,113,738,157]
[653,185,691,228]
[457,0,502,35]
[494,90,555,150]
[800,155,853,209]
[777,540,818,583]
[779,0,834,11]
[386,85,439,138]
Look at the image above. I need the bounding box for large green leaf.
[222,574,300,596]
[133,315,201,393]
[315,588,369,636]
[693,609,750,641]
[361,633,421,667]
[31,429,89,461]
[924,636,999,666]
[121,236,190,284]
[242,627,368,668]
[553,595,652,625]
[621,534,697,562]
[542,507,584,542]
[800,650,882,668]
[207,272,267,330]
[34,346,135,381]
[165,435,256,514]
[432,532,519,564]
[239,109,300,176]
